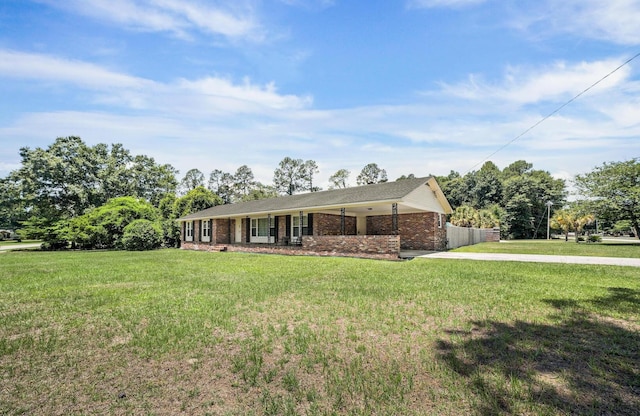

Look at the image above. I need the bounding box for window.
[251,218,275,238]
[202,220,211,241]
[292,215,308,237]
[185,221,193,241]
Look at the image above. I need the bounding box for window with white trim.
[202,220,211,241]
[292,215,308,237]
[251,218,275,238]
[185,221,193,241]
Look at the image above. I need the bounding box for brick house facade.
[178,177,453,259]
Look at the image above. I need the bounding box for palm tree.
[551,209,573,242]
[552,209,595,242]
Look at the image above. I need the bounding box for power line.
[466,51,640,173]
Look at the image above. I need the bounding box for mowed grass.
[454,239,640,258]
[1,250,638,415]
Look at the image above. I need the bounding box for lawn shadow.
[436,288,640,415]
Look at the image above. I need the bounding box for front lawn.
[454,239,640,258]
[1,249,638,415]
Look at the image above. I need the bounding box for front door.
[235,220,242,243]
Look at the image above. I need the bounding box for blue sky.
[1,0,639,191]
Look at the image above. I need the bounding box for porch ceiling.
[316,202,425,217]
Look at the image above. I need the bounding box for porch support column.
[340,208,346,235]
[392,203,399,235]
[299,211,304,238]
[228,218,232,244]
[268,214,272,245]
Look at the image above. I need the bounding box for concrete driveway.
[419,251,640,267]
[0,242,41,252]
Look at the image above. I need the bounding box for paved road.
[0,243,41,252]
[420,251,640,267]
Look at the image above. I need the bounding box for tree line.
[1,136,638,249]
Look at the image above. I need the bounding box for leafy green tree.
[180,169,205,194]
[121,219,163,251]
[5,137,179,247]
[356,163,387,185]
[471,161,503,208]
[130,156,178,205]
[173,187,221,218]
[241,183,278,201]
[329,169,350,189]
[502,160,533,179]
[435,170,466,209]
[575,158,640,239]
[396,174,416,180]
[0,177,26,231]
[66,197,159,249]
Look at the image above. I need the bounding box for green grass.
[454,239,640,258]
[1,249,638,415]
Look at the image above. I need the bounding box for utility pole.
[546,201,553,240]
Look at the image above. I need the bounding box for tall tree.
[502,160,533,179]
[471,161,503,208]
[273,157,307,195]
[303,160,321,192]
[0,176,26,231]
[233,165,256,199]
[6,136,179,247]
[208,169,224,194]
[180,169,205,194]
[356,163,388,185]
[329,169,350,189]
[173,187,221,218]
[241,183,278,201]
[502,171,565,239]
[575,158,640,239]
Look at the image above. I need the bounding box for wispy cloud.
[36,0,263,42]
[510,0,640,45]
[1,49,637,185]
[0,49,311,114]
[0,49,154,90]
[436,58,631,105]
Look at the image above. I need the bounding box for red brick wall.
[213,218,233,244]
[314,213,357,236]
[367,212,446,251]
[180,241,399,260]
[302,235,399,255]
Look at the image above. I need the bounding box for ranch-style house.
[177,176,453,259]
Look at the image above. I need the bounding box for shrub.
[121,220,162,251]
[588,235,602,243]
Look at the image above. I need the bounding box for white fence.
[446,223,500,249]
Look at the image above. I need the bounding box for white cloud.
[511,0,640,45]
[37,0,263,42]
[175,77,313,112]
[1,49,637,188]
[0,49,311,115]
[437,58,631,105]
[0,50,154,90]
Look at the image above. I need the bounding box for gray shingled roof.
[178,176,433,220]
